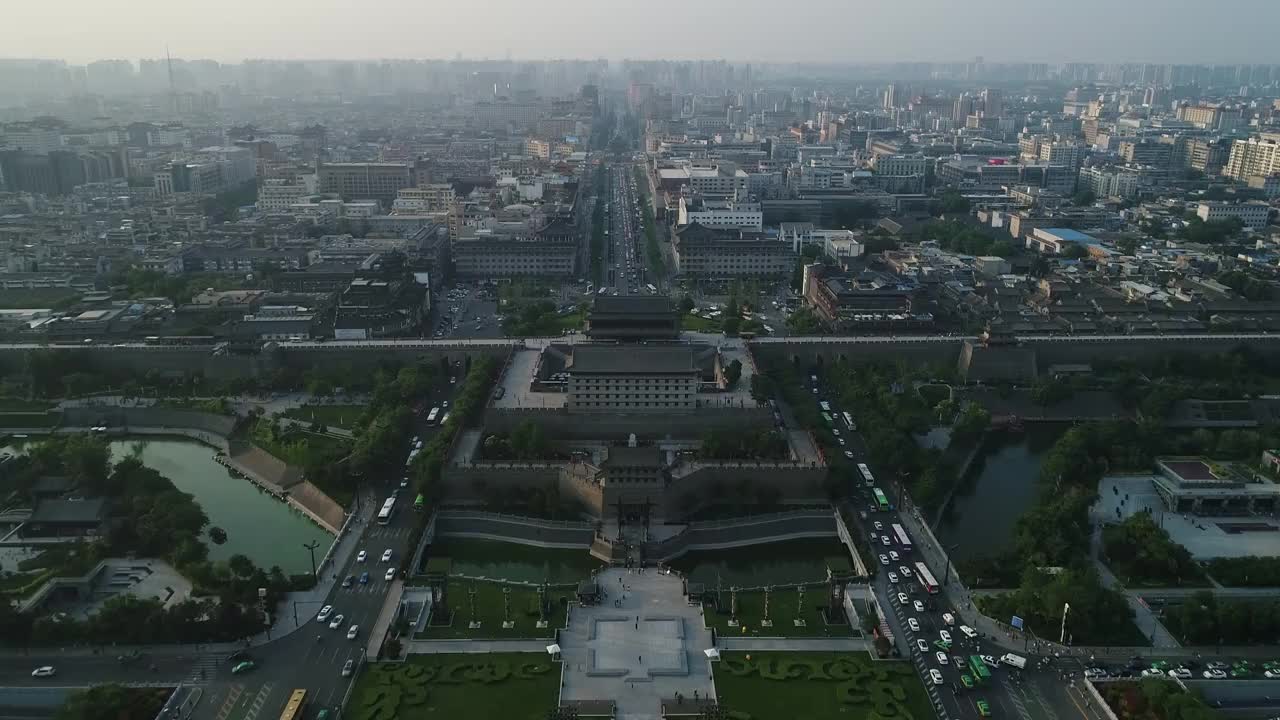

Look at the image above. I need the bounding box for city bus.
[841,411,855,430]
[819,401,831,413]
[891,523,912,550]
[821,412,835,427]
[413,493,425,512]
[278,689,307,720]
[914,562,940,594]
[968,655,992,682]
[872,487,890,511]
[425,407,441,425]
[377,497,396,525]
[857,463,875,486]
[646,283,657,294]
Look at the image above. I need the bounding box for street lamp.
[303,540,321,581]
[941,543,961,587]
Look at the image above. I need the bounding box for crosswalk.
[363,526,409,541]
[183,655,221,685]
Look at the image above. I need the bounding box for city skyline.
[4,0,1280,66]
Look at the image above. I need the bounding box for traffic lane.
[0,654,194,687]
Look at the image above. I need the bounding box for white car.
[939,630,952,644]
[897,592,909,604]
[874,522,883,531]
[31,666,55,678]
[908,618,921,632]
[844,450,854,459]
[981,655,997,667]
[329,614,345,630]
[913,600,925,613]
[1203,669,1227,679]
[888,572,899,584]
[356,550,367,563]
[942,612,955,626]
[347,624,360,640]
[385,567,396,581]
[381,549,393,563]
[929,669,944,686]
[838,438,847,446]
[879,554,889,565]
[916,639,928,652]
[900,566,912,577]
[888,549,900,562]
[936,652,948,665]
[342,659,355,677]
[1170,668,1193,679]
[959,625,978,639]
[316,605,333,623]
[1142,668,1164,677]
[1265,670,1280,679]
[881,536,891,547]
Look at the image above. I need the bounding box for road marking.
[999,678,1033,720]
[1027,682,1060,720]
[185,655,221,685]
[241,682,274,720]
[213,684,243,720]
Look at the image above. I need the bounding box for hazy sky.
[7,0,1280,65]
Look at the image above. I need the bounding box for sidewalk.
[717,637,871,652]
[405,639,549,654]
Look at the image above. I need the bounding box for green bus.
[821,412,834,427]
[872,488,891,511]
[413,494,425,512]
[968,656,991,682]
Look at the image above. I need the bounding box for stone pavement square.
[560,568,716,719]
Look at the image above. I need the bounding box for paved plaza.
[1096,476,1280,559]
[559,567,716,720]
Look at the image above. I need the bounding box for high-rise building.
[1224,134,1280,181]
[883,84,897,110]
[981,88,1003,118]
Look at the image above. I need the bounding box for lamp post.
[303,540,320,581]
[941,543,961,587]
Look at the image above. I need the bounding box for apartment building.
[391,184,456,214]
[1224,134,1280,182]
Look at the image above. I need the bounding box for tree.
[1072,189,1096,206]
[56,683,166,720]
[951,402,990,442]
[1062,244,1090,260]
[933,191,970,216]
[1030,256,1051,278]
[723,359,742,388]
[721,317,742,337]
[786,306,825,335]
[208,526,228,545]
[1117,236,1139,256]
[750,374,776,402]
[679,295,696,314]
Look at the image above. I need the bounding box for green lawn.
[348,654,559,720]
[282,404,367,430]
[702,590,856,638]
[681,313,721,332]
[415,580,569,640]
[714,652,933,720]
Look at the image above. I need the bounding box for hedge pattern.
[718,656,919,720]
[352,660,554,720]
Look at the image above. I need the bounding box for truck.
[1000,653,1027,670]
